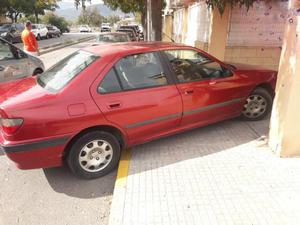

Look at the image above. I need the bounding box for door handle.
[108,102,121,109]
[0,66,5,71]
[184,89,194,95]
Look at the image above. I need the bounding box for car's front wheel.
[67,131,121,179]
[242,87,273,121]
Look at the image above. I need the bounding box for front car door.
[162,48,248,128]
[91,51,183,146]
[0,39,30,82]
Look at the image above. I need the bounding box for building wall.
[225,2,288,70]
[185,2,211,49]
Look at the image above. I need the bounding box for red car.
[0,42,277,179]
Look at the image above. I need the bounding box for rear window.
[37,50,99,92]
[96,34,129,42]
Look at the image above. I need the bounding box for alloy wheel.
[242,94,268,119]
[78,139,113,173]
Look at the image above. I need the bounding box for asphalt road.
[15,32,96,50]
[0,41,116,225]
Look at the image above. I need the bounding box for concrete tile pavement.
[109,118,300,225]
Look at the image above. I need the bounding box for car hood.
[0,77,51,112]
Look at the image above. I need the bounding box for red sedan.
[0,42,277,179]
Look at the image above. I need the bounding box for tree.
[77,7,104,27]
[74,0,91,9]
[205,0,258,15]
[0,0,32,22]
[43,12,69,32]
[30,0,59,23]
[0,0,59,23]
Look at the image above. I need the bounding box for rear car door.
[0,39,30,82]
[162,49,246,127]
[91,51,183,145]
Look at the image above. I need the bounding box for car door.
[0,39,30,82]
[162,48,247,128]
[91,51,183,145]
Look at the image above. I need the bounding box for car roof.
[83,42,188,58]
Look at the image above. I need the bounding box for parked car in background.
[119,25,140,41]
[0,37,44,84]
[100,23,111,32]
[0,23,24,43]
[95,32,130,43]
[46,25,61,38]
[116,29,138,41]
[0,42,277,179]
[79,25,92,33]
[32,24,49,40]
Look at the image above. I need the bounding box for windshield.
[37,50,99,92]
[0,24,11,30]
[32,25,37,29]
[96,34,129,42]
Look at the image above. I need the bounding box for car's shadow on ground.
[127,118,270,175]
[43,165,117,199]
[42,118,269,198]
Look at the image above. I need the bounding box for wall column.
[269,0,300,157]
[162,15,173,42]
[208,6,231,61]
[182,7,189,44]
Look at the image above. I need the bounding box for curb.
[40,36,95,55]
[109,149,131,225]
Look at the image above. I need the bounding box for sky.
[58,0,104,9]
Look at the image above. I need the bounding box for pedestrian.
[21,21,40,57]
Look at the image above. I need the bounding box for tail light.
[0,118,23,135]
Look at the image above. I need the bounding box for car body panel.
[0,42,277,170]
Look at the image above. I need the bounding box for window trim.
[161,48,234,84]
[97,51,174,95]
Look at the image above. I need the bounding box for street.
[0,41,116,225]
[15,33,95,50]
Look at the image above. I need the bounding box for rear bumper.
[0,135,71,170]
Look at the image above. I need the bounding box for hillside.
[55,3,132,21]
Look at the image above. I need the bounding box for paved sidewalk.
[109,118,300,225]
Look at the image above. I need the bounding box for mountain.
[55,3,132,21]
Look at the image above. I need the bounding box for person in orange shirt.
[21,21,40,56]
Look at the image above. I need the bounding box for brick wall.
[225,46,282,70]
[225,1,288,70]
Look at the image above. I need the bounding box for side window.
[0,40,26,60]
[164,50,232,83]
[16,24,24,31]
[98,68,122,94]
[114,52,167,90]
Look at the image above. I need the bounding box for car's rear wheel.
[242,87,273,121]
[67,131,121,179]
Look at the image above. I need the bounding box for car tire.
[32,68,43,76]
[37,34,41,40]
[241,87,273,121]
[67,131,121,179]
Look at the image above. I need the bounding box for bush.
[42,13,69,33]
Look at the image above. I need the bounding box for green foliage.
[103,0,145,13]
[105,15,121,24]
[42,12,69,32]
[74,0,91,9]
[0,0,59,23]
[77,8,104,26]
[205,0,257,14]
